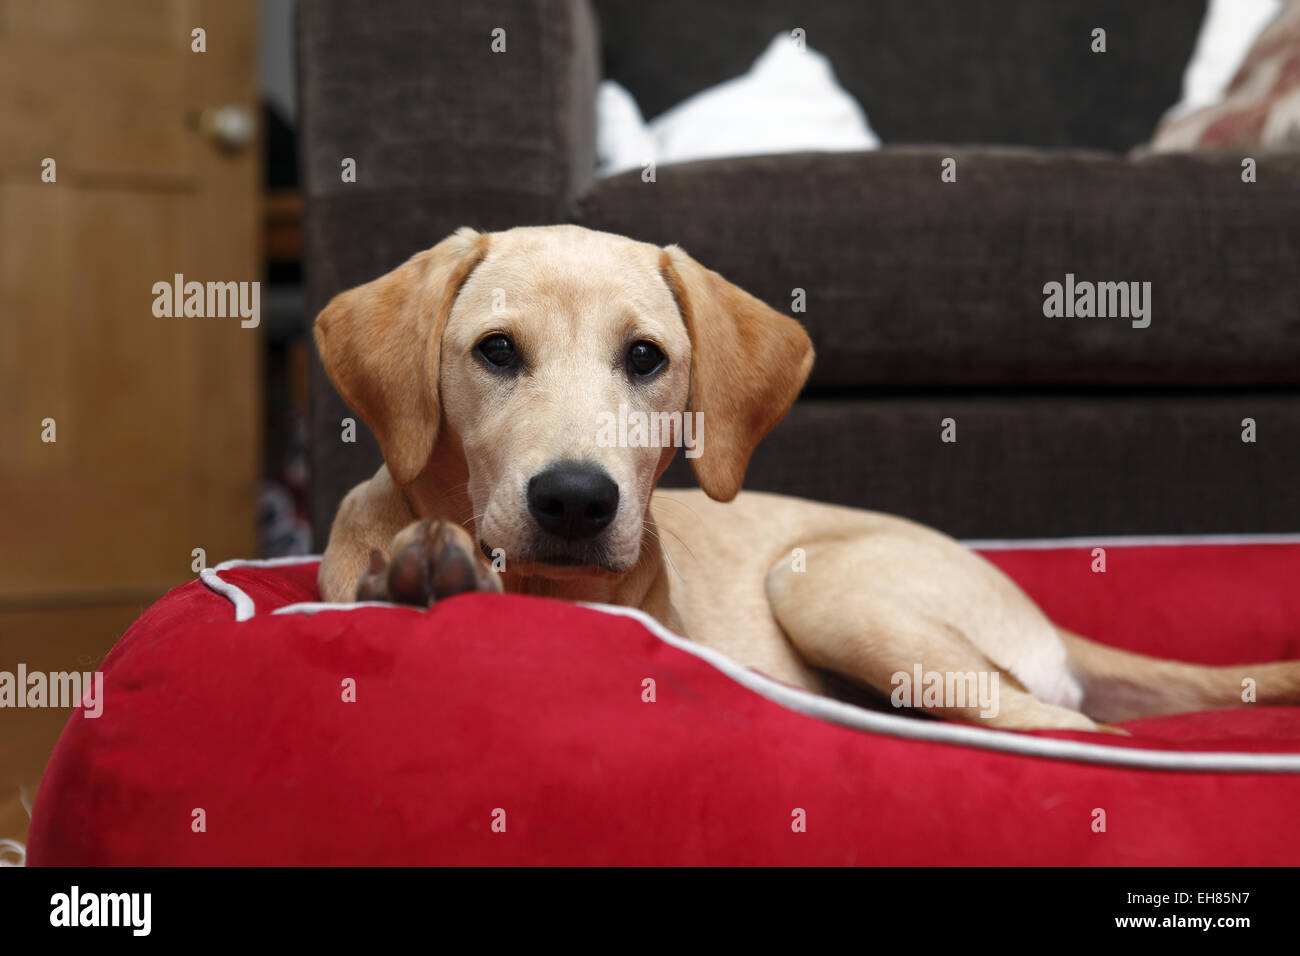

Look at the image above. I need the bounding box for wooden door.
[0,0,260,850]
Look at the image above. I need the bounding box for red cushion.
[27,539,1300,865]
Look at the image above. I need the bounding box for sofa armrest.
[298,0,597,217]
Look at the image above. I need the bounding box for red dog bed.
[27,536,1300,865]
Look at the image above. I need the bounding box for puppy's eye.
[626,340,665,377]
[477,334,517,369]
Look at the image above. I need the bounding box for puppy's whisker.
[642,521,685,578]
[431,481,474,499]
[649,494,705,524]
[644,517,697,566]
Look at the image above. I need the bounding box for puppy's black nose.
[527,464,619,540]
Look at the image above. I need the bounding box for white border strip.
[199,554,1300,774]
[962,532,1300,551]
[585,603,1300,774]
[199,556,319,622]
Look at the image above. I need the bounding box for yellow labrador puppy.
[315,225,1300,732]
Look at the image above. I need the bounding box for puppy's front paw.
[356,517,503,607]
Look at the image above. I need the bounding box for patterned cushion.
[1152,1,1300,150]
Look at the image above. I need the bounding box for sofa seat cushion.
[659,393,1300,539]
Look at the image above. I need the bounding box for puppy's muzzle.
[527,463,619,542]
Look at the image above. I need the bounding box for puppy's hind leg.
[765,543,1101,732]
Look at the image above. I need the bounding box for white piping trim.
[215,556,330,570]
[272,601,407,616]
[199,556,334,623]
[198,555,1300,774]
[961,532,1300,550]
[198,568,254,622]
[584,603,1300,774]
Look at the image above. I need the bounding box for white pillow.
[1162,0,1284,122]
[595,34,878,177]
[595,80,657,178]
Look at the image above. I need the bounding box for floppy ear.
[660,245,814,501]
[314,228,489,486]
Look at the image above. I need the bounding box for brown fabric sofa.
[300,0,1300,543]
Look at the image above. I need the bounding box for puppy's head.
[316,225,812,579]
